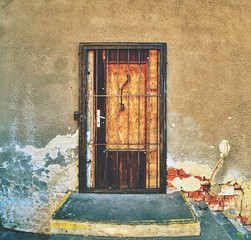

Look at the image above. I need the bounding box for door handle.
[97,109,105,127]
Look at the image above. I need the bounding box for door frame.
[78,43,167,193]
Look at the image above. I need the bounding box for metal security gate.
[78,43,167,193]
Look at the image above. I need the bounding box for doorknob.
[97,109,105,127]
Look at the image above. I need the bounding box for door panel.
[107,150,146,189]
[80,44,167,193]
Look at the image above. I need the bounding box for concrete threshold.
[50,191,200,238]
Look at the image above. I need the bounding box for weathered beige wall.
[0,0,250,233]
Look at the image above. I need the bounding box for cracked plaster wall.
[0,0,250,233]
[0,132,78,233]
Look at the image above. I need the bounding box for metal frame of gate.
[78,43,167,193]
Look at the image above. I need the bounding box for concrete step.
[1,202,249,239]
[49,202,251,240]
[50,191,200,238]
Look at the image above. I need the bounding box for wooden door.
[79,44,167,193]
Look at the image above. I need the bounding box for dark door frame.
[78,43,167,193]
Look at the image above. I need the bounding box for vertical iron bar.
[159,44,167,193]
[148,49,151,188]
[137,48,141,189]
[116,49,119,189]
[105,49,109,188]
[156,50,159,189]
[127,49,130,188]
[95,49,98,188]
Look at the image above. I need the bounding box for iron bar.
[103,61,147,64]
[87,143,160,146]
[116,49,120,189]
[87,94,160,97]
[148,49,151,188]
[105,49,109,188]
[80,42,164,50]
[127,49,130,188]
[81,188,163,194]
[156,52,160,189]
[137,48,141,189]
[95,49,98,188]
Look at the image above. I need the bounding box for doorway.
[78,43,167,193]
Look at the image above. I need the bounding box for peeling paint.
[167,165,251,224]
[171,177,201,192]
[168,158,212,179]
[0,131,79,233]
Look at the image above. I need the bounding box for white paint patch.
[222,173,236,184]
[174,160,212,179]
[219,184,235,195]
[16,130,78,166]
[45,161,78,192]
[219,140,230,157]
[171,176,201,192]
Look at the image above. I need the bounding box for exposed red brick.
[188,192,199,197]
[178,169,187,175]
[199,191,209,197]
[167,167,176,170]
[220,201,225,206]
[188,196,205,202]
[224,195,235,200]
[208,201,220,205]
[181,174,192,178]
[167,169,178,176]
[194,175,204,181]
[205,196,219,202]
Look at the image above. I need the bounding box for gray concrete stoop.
[50,191,200,238]
[1,192,250,240]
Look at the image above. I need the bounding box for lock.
[97,109,105,127]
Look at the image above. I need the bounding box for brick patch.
[166,167,247,223]
[167,169,178,176]
[178,169,187,175]
[189,192,199,197]
[189,196,205,202]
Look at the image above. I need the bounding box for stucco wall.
[0,0,250,233]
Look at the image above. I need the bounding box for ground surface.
[1,202,250,239]
[53,192,197,224]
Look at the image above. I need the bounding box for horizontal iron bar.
[104,149,146,152]
[103,61,148,64]
[80,42,166,46]
[80,188,163,194]
[80,43,165,51]
[87,94,160,97]
[87,143,159,145]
